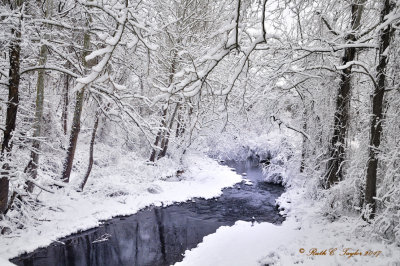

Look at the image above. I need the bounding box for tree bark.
[364,0,394,220]
[175,108,185,138]
[149,108,168,162]
[300,109,308,173]
[158,103,179,159]
[0,0,22,213]
[325,0,366,188]
[62,72,69,136]
[62,88,85,182]
[79,111,99,191]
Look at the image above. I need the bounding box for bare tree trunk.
[1,44,20,153]
[149,108,168,162]
[62,88,85,182]
[175,111,183,137]
[25,0,53,192]
[25,42,48,192]
[300,109,308,173]
[62,73,69,136]
[158,103,179,159]
[325,53,353,186]
[325,0,366,188]
[175,105,187,138]
[61,30,91,182]
[364,0,394,220]
[79,111,100,191]
[0,175,9,214]
[0,0,22,213]
[138,76,143,116]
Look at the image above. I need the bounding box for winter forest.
[0,0,400,265]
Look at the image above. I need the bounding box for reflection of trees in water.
[13,205,227,266]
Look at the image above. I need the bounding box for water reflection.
[11,160,284,266]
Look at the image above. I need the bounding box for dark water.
[11,160,284,266]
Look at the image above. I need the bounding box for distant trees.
[149,0,238,161]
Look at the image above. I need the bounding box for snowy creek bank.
[10,159,285,266]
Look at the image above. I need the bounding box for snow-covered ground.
[175,174,400,266]
[0,151,242,263]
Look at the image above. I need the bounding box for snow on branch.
[155,24,271,101]
[29,19,86,31]
[74,11,127,93]
[376,8,400,32]
[335,60,378,88]
[294,43,378,53]
[78,0,122,23]
[219,36,265,96]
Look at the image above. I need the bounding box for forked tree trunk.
[364,0,394,220]
[325,0,366,188]
[149,53,177,162]
[0,0,22,213]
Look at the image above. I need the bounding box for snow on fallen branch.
[25,178,56,194]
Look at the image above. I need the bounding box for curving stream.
[11,159,285,266]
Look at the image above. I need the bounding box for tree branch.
[21,66,79,78]
[320,15,339,36]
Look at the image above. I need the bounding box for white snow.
[85,46,113,62]
[0,152,242,263]
[0,257,14,266]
